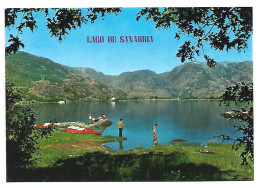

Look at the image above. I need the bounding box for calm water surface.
[35,101,241,151]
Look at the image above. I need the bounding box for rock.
[220,110,246,118]
[93,119,113,126]
[52,119,113,130]
[89,119,113,131]
[220,111,235,118]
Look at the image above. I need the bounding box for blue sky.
[5,8,253,75]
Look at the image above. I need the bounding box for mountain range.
[5,51,253,101]
[73,61,253,99]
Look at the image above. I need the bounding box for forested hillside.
[5,52,126,102]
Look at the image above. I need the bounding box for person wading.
[118,119,123,137]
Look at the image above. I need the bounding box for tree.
[137,7,253,165]
[5,8,122,170]
[137,7,252,67]
[137,7,253,166]
[5,8,121,169]
[6,82,52,169]
[5,8,121,56]
[218,82,253,166]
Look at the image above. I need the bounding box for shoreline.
[30,130,253,181]
[22,98,221,104]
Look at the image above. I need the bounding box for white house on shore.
[58,100,67,104]
[110,97,116,101]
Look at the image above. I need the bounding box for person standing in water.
[118,119,123,137]
[153,123,158,145]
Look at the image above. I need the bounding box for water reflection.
[153,137,158,146]
[119,140,123,151]
[110,102,116,109]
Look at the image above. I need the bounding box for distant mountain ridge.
[6,52,253,101]
[73,61,253,99]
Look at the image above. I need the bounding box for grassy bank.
[7,130,253,181]
[34,129,126,168]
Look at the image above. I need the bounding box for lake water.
[35,100,242,151]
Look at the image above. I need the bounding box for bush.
[219,82,253,166]
[6,82,52,170]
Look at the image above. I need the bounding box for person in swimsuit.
[153,123,158,145]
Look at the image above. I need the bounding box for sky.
[5,8,253,75]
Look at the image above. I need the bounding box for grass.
[34,129,126,168]
[38,129,126,145]
[9,129,253,181]
[129,143,253,180]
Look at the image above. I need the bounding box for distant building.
[58,100,67,104]
[110,97,116,101]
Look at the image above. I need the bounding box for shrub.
[6,82,52,169]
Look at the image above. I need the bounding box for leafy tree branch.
[218,82,253,167]
[6,82,53,169]
[137,7,252,67]
[5,8,121,56]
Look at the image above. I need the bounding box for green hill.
[6,52,69,86]
[5,52,126,102]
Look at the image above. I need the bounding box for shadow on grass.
[7,151,241,182]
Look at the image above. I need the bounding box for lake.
[35,100,242,151]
